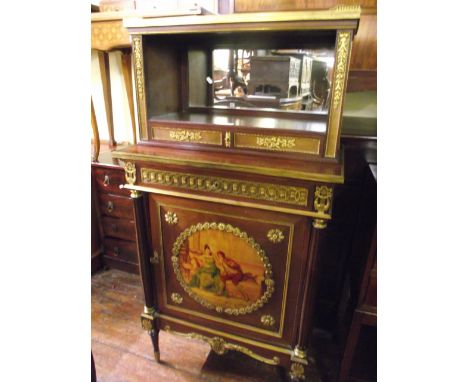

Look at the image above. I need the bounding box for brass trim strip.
[152,127,223,146]
[163,325,280,365]
[141,168,308,206]
[156,312,293,355]
[111,151,344,183]
[132,35,148,140]
[130,23,360,35]
[325,30,352,158]
[123,184,331,219]
[91,8,204,22]
[157,203,294,338]
[234,133,320,155]
[124,6,361,30]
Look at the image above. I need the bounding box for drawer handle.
[113,246,119,256]
[111,224,117,232]
[107,201,114,213]
[103,175,110,186]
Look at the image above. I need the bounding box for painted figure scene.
[178,229,265,309]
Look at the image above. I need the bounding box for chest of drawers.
[92,162,139,274]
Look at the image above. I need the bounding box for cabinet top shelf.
[123,5,361,35]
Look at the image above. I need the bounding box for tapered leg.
[150,328,160,362]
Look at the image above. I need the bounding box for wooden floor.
[92,268,339,382]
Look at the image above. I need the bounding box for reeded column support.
[131,189,160,362]
[289,219,327,380]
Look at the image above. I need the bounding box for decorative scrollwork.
[124,162,136,185]
[164,211,178,225]
[261,315,276,327]
[171,293,183,304]
[332,32,351,110]
[141,168,308,206]
[256,136,296,150]
[168,129,202,142]
[163,326,280,365]
[313,186,332,215]
[290,362,305,380]
[171,222,274,315]
[141,316,153,331]
[267,229,284,244]
[133,36,144,101]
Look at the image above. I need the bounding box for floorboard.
[92,268,337,381]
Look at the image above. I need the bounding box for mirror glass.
[203,48,334,113]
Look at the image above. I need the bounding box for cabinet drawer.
[101,216,136,241]
[148,194,310,347]
[103,237,138,264]
[99,193,134,219]
[94,167,128,196]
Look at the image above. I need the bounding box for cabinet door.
[148,194,311,347]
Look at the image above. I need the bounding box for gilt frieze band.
[234,133,320,155]
[152,127,223,146]
[141,168,309,207]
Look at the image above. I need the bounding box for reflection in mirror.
[208,49,334,113]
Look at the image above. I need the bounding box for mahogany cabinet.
[112,6,362,380]
[92,158,140,274]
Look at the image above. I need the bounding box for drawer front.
[103,237,138,264]
[148,194,310,347]
[101,216,136,241]
[94,167,128,196]
[99,193,134,219]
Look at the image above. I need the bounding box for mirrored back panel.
[192,48,335,114]
[144,31,337,135]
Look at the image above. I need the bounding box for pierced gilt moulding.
[267,229,284,244]
[141,168,308,206]
[171,222,274,316]
[163,325,280,365]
